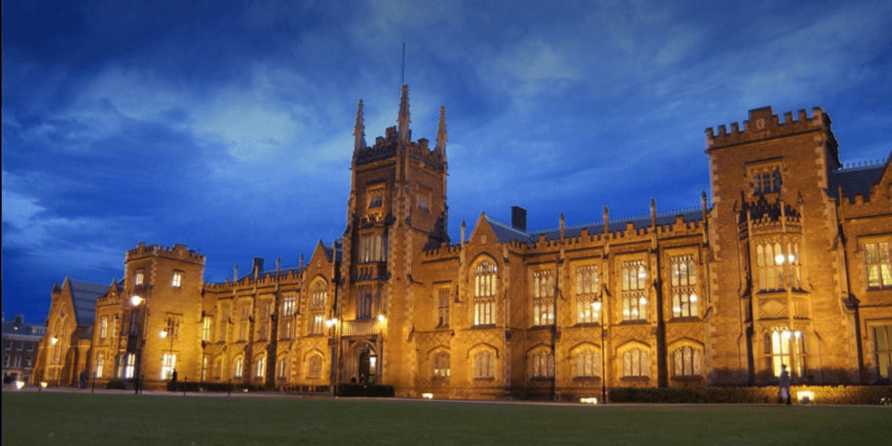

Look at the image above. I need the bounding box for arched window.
[95,352,105,378]
[474,261,497,326]
[529,349,554,379]
[432,351,450,379]
[622,348,649,378]
[671,345,702,377]
[309,280,327,335]
[621,260,647,321]
[765,329,805,377]
[200,355,209,381]
[233,356,244,379]
[254,354,266,379]
[756,242,800,291]
[214,357,224,380]
[307,354,323,379]
[472,350,495,379]
[571,346,601,378]
[575,265,601,324]
[531,270,555,326]
[670,255,698,318]
[277,357,288,380]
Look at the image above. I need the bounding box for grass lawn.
[3,391,891,446]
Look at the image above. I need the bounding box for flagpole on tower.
[401,42,406,85]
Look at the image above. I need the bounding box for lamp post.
[129,295,146,395]
[159,318,175,381]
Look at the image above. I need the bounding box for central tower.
[338,85,449,394]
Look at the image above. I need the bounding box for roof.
[1,317,46,340]
[829,163,887,202]
[68,280,107,326]
[484,210,704,244]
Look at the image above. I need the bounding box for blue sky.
[3,0,892,322]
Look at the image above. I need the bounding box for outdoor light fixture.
[15,380,25,390]
[794,330,802,339]
[797,390,815,404]
[788,254,796,263]
[638,296,648,306]
[130,295,144,307]
[377,314,387,323]
[775,253,786,265]
[159,329,168,339]
[40,381,48,389]
[49,336,59,346]
[591,301,602,312]
[422,393,434,400]
[580,397,599,405]
[690,294,699,303]
[325,318,336,328]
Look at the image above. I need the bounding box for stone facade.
[33,87,892,398]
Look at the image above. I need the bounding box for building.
[33,86,892,399]
[3,315,46,384]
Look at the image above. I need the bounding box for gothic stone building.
[34,86,892,399]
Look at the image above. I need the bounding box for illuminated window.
[575,265,600,324]
[765,329,805,377]
[95,352,105,378]
[671,346,702,377]
[256,301,271,341]
[233,356,244,379]
[307,355,323,379]
[433,351,450,379]
[125,353,136,379]
[357,288,373,320]
[161,353,176,380]
[134,270,144,286]
[277,357,288,380]
[200,355,209,381]
[874,325,892,379]
[670,256,698,318]
[531,270,555,326]
[255,355,265,379]
[99,316,108,339]
[473,350,495,379]
[474,261,497,326]
[756,242,800,291]
[238,303,251,341]
[309,281,327,335]
[622,348,649,378]
[865,241,892,289]
[359,234,386,262]
[529,349,554,379]
[282,296,296,339]
[621,260,648,321]
[571,346,601,378]
[171,271,183,288]
[436,288,450,328]
[201,316,212,342]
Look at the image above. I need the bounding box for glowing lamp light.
[422,393,434,400]
[787,254,796,264]
[638,296,648,306]
[775,254,786,265]
[15,380,25,390]
[40,381,48,389]
[591,301,602,312]
[794,330,802,339]
[159,329,168,339]
[580,397,599,405]
[325,319,336,328]
[130,295,145,307]
[690,294,699,303]
[49,336,59,346]
[377,314,387,323]
[797,390,815,404]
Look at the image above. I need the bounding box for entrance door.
[357,345,377,384]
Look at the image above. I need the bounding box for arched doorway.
[356,343,377,384]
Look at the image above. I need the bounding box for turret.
[398,84,411,144]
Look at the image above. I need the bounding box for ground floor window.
[255,355,265,379]
[161,353,176,380]
[124,353,136,379]
[95,352,105,378]
[622,348,649,378]
[671,346,702,377]
[874,325,892,379]
[571,347,601,378]
[233,357,244,379]
[277,357,288,380]
[433,351,450,379]
[200,355,208,381]
[307,355,322,379]
[529,350,554,378]
[766,329,805,377]
[473,351,494,379]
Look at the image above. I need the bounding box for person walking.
[778,364,792,405]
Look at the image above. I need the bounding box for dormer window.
[134,271,145,286]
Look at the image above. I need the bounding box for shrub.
[606,385,892,404]
[105,378,127,390]
[336,384,395,397]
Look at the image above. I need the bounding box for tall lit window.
[99,316,108,339]
[219,301,231,342]
[433,351,450,379]
[233,356,244,379]
[874,325,892,379]
[575,265,600,324]
[255,355,265,379]
[134,270,144,286]
[238,303,251,341]
[622,348,649,378]
[359,234,385,262]
[256,301,271,341]
[437,288,450,328]
[474,261,497,326]
[357,288,373,320]
[161,353,176,380]
[307,355,322,379]
[309,281,327,335]
[766,329,805,377]
[171,271,183,288]
[571,346,601,378]
[201,355,209,381]
[622,260,648,321]
[865,241,892,289]
[529,349,554,379]
[756,242,800,291]
[282,296,296,339]
[277,357,288,380]
[531,270,555,326]
[473,350,494,379]
[95,352,105,378]
[670,255,698,318]
[125,353,136,379]
[201,316,212,342]
[671,346,702,377]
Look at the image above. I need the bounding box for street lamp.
[49,336,59,346]
[130,295,144,307]
[130,295,146,394]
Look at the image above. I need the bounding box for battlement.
[125,242,205,264]
[705,106,829,149]
[353,129,445,170]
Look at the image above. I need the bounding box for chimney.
[511,206,527,232]
[252,257,264,277]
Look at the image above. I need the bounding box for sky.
[3,0,892,323]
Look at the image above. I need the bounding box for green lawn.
[3,392,891,446]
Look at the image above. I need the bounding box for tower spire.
[354,99,366,152]
[398,84,411,143]
[436,105,447,157]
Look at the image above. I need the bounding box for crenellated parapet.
[705,106,830,150]
[204,267,304,291]
[126,242,205,265]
